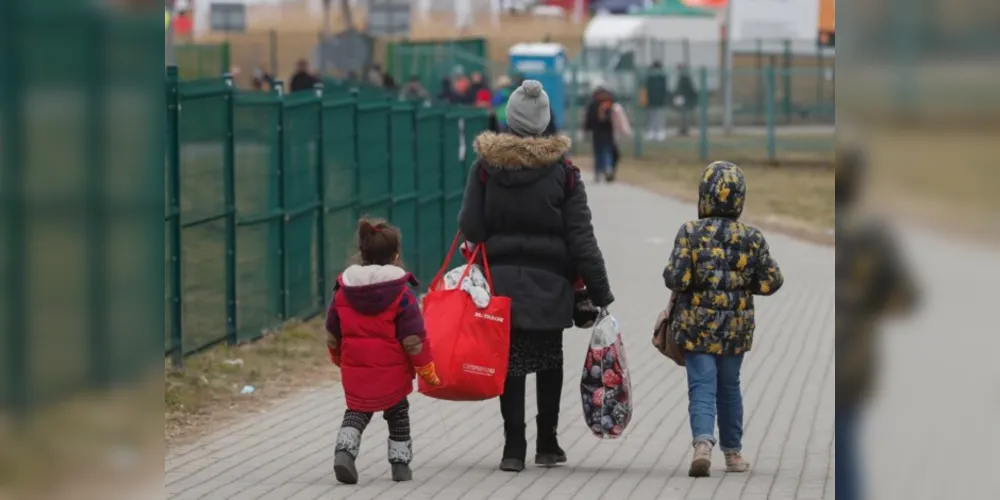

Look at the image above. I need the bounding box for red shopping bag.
[418,233,511,401]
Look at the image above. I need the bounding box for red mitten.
[327,345,342,367]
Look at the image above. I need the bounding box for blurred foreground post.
[166,66,184,368]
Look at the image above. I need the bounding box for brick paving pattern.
[166,181,835,500]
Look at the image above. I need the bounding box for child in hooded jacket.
[661,161,784,478]
[325,217,441,485]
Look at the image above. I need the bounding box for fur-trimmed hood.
[336,264,418,315]
[473,131,572,170]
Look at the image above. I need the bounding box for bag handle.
[429,231,497,291]
[429,231,464,290]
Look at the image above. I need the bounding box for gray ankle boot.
[387,438,413,482]
[333,427,361,484]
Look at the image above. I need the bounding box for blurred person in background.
[289,58,320,93]
[835,148,918,500]
[436,76,455,103]
[401,75,429,102]
[383,74,398,93]
[643,60,670,141]
[491,75,514,131]
[367,63,386,88]
[673,64,698,136]
[470,71,488,94]
[451,73,475,105]
[252,64,275,91]
[584,87,617,183]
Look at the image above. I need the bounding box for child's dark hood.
[336,264,418,315]
[697,161,746,219]
[473,131,572,187]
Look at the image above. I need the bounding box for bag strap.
[430,231,497,291]
[430,231,464,290]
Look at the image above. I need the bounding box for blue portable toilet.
[508,43,567,130]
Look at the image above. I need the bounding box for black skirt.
[507,328,564,377]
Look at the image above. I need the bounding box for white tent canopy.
[583,15,645,46]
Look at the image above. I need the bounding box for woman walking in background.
[459,80,614,472]
[584,87,617,183]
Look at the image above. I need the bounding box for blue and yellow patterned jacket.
[662,161,784,355]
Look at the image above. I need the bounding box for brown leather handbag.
[652,292,686,367]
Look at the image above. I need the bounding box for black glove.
[573,288,600,328]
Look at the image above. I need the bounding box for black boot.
[535,368,567,466]
[535,414,567,466]
[499,422,527,472]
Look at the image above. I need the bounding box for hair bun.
[520,80,543,98]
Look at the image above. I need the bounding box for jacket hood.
[697,161,746,219]
[474,131,571,170]
[336,264,417,315]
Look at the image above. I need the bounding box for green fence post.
[755,39,763,119]
[221,41,231,75]
[816,43,825,115]
[387,94,395,222]
[569,66,579,156]
[314,82,328,308]
[87,33,108,388]
[3,36,26,411]
[166,66,184,366]
[698,66,709,162]
[782,39,792,123]
[633,67,643,159]
[765,65,776,163]
[274,79,288,320]
[350,88,362,220]
[222,72,238,344]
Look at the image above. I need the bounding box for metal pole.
[722,0,734,135]
[166,9,177,67]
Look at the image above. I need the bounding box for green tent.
[635,0,716,18]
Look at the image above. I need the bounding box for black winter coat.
[458,132,614,331]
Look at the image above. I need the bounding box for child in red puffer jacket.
[325,217,441,485]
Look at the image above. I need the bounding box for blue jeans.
[593,143,614,180]
[684,352,745,451]
[836,406,863,500]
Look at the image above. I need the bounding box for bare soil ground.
[574,156,835,245]
[164,319,337,450]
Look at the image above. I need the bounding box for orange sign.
[819,0,835,33]
[682,0,727,7]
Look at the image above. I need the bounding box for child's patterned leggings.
[335,398,412,464]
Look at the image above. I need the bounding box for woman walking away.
[662,161,784,477]
[459,80,614,473]
[584,87,617,183]
[325,217,442,485]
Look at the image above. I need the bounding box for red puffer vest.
[336,286,414,412]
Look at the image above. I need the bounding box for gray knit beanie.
[505,80,551,137]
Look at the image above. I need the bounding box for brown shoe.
[688,441,713,477]
[724,451,751,472]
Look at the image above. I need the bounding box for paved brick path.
[166,181,835,500]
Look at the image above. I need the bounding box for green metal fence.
[385,38,494,98]
[562,65,834,165]
[174,42,231,81]
[165,67,489,365]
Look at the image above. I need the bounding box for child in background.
[325,217,441,485]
